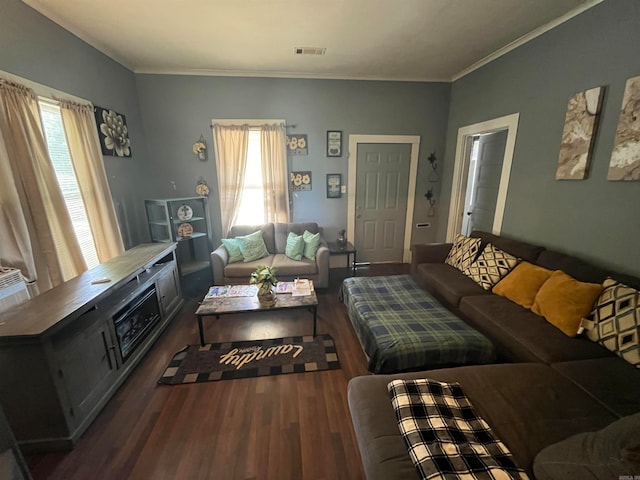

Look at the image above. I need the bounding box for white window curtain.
[261,123,290,223]
[0,79,86,292]
[213,124,249,235]
[59,99,124,262]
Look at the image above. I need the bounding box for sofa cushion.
[274,222,320,253]
[285,232,305,261]
[224,255,275,278]
[551,358,640,417]
[493,261,553,309]
[531,270,603,337]
[445,234,481,272]
[533,412,640,480]
[348,363,619,479]
[584,278,640,368]
[459,295,612,363]
[463,243,518,290]
[415,263,488,307]
[471,230,545,263]
[536,249,609,284]
[236,230,269,262]
[302,230,321,260]
[229,224,276,253]
[221,237,243,263]
[271,254,317,277]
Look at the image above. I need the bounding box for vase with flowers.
[250,265,278,306]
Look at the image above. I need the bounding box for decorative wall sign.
[93,106,132,157]
[609,75,640,180]
[327,130,342,157]
[290,171,312,191]
[286,134,308,156]
[555,87,604,180]
[326,173,341,198]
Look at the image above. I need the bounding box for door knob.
[466,211,472,216]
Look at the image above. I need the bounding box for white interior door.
[355,143,411,263]
[462,131,508,235]
[446,113,520,241]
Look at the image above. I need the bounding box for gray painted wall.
[441,0,640,275]
[0,0,148,247]
[134,74,450,244]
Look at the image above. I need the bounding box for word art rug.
[159,334,340,384]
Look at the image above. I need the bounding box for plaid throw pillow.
[445,234,481,272]
[583,278,640,368]
[464,243,519,290]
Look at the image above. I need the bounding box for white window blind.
[39,100,100,269]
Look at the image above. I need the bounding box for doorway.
[446,114,519,241]
[347,135,420,264]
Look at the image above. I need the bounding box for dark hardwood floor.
[25,264,409,480]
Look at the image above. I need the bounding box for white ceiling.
[23,0,601,82]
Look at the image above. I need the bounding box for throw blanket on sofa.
[388,378,529,480]
[340,275,495,373]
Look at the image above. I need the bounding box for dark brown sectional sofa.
[348,231,640,479]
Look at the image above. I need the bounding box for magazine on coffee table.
[205,285,258,298]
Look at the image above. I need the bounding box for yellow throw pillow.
[492,261,553,309]
[531,270,603,337]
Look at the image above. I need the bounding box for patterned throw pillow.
[285,232,305,261]
[584,278,640,368]
[464,243,519,290]
[302,230,321,261]
[444,234,481,273]
[236,230,269,262]
[221,238,243,263]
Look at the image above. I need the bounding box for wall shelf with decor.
[144,197,212,277]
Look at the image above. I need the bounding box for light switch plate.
[340,185,346,193]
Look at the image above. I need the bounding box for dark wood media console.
[0,243,184,453]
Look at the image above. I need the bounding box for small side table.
[327,241,357,276]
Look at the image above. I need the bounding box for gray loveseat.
[348,231,640,479]
[210,222,330,288]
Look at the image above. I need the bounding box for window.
[234,129,265,225]
[39,100,100,269]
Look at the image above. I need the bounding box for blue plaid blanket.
[388,378,528,479]
[340,275,495,373]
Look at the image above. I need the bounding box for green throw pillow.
[236,230,269,262]
[285,232,305,261]
[221,238,243,263]
[302,230,320,261]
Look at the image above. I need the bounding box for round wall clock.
[177,223,193,238]
[177,204,193,221]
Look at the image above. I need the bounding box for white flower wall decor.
[94,106,132,157]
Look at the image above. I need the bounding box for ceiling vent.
[294,47,326,56]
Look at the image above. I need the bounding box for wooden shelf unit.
[145,197,212,277]
[0,243,183,453]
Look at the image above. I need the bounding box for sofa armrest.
[314,244,330,288]
[210,245,229,285]
[410,243,452,275]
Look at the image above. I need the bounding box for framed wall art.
[93,106,132,157]
[286,134,308,156]
[326,173,341,198]
[290,171,312,191]
[609,75,640,180]
[555,86,604,180]
[327,130,342,157]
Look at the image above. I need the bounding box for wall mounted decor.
[326,173,341,198]
[195,177,210,196]
[193,134,207,161]
[609,75,640,180]
[425,187,436,217]
[290,171,312,191]
[327,130,342,157]
[286,134,308,156]
[427,151,439,182]
[94,106,131,157]
[555,86,604,180]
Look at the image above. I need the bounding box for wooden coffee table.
[195,286,318,346]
